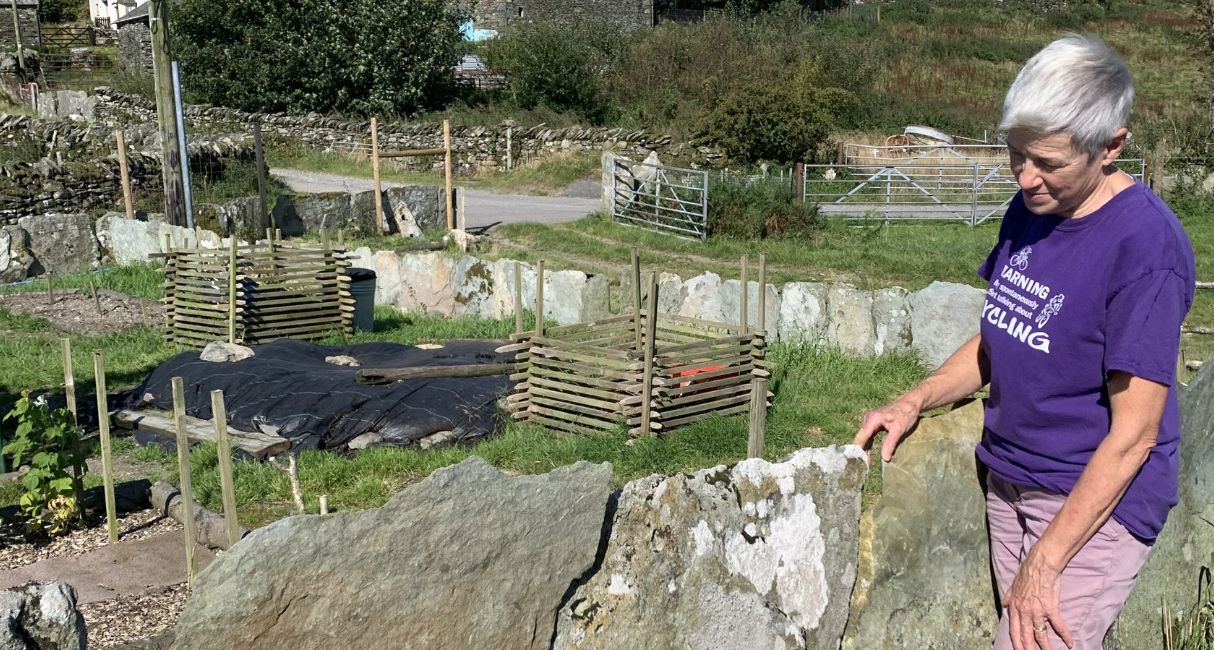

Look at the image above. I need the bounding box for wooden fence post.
[739,255,749,333]
[371,117,383,234]
[757,254,767,333]
[254,120,269,232]
[505,126,513,171]
[62,338,76,422]
[747,376,768,459]
[227,236,237,344]
[444,119,454,231]
[534,260,545,337]
[639,272,658,437]
[513,261,523,334]
[210,390,241,548]
[171,377,198,585]
[93,350,118,543]
[631,248,642,351]
[794,162,805,204]
[115,130,135,219]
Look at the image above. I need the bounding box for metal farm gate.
[611,157,709,239]
[802,144,1145,225]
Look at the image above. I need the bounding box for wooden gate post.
[116,131,135,219]
[171,377,198,585]
[371,117,383,234]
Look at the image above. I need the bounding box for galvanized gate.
[611,157,709,239]
[802,144,1145,225]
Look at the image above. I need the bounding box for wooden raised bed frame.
[505,253,771,446]
[160,230,353,347]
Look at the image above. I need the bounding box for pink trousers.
[986,474,1151,650]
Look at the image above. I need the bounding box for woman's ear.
[1102,127,1130,166]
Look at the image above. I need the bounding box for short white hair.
[999,34,1133,158]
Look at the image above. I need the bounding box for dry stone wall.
[92,88,722,171]
[472,0,654,31]
[0,2,40,49]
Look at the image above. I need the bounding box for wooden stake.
[639,273,658,437]
[227,236,237,344]
[88,280,102,315]
[265,227,275,253]
[319,495,329,515]
[210,390,241,548]
[505,127,513,171]
[739,255,749,333]
[171,376,198,584]
[513,261,523,334]
[534,260,545,337]
[116,130,135,219]
[443,119,454,231]
[62,338,76,423]
[46,270,54,303]
[254,120,269,232]
[747,377,768,458]
[631,248,642,351]
[757,254,767,333]
[371,117,383,234]
[93,350,118,543]
[140,301,149,328]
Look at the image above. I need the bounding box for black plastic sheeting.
[126,339,513,451]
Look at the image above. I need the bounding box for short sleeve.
[1104,270,1191,386]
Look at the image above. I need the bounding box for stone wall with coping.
[91,88,723,171]
[472,0,654,31]
[344,246,986,364]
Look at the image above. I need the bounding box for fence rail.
[611,158,709,240]
[803,154,1145,225]
[41,26,116,48]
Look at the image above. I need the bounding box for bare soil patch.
[0,289,162,336]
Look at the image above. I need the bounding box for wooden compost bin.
[505,255,771,441]
[161,236,353,347]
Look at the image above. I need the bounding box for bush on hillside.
[698,61,858,163]
[37,0,81,24]
[480,21,623,122]
[709,176,821,239]
[172,0,463,116]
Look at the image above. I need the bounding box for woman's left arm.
[1002,371,1167,650]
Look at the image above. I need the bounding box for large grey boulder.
[373,250,402,306]
[396,252,457,315]
[0,226,38,283]
[871,287,912,355]
[487,257,534,320]
[0,582,87,650]
[721,279,780,337]
[271,193,352,236]
[843,399,995,649]
[18,213,99,276]
[384,186,445,231]
[173,457,613,650]
[545,269,610,325]
[678,272,726,323]
[909,281,985,368]
[1108,363,1214,648]
[97,214,221,264]
[554,446,868,650]
[777,282,829,344]
[825,284,873,355]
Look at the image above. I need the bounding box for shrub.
[37,0,82,24]
[709,175,821,239]
[698,61,858,163]
[2,392,87,536]
[173,0,463,116]
[481,21,623,122]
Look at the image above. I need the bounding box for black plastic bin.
[347,268,377,332]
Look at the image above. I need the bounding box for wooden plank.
[660,353,754,374]
[658,403,754,431]
[527,405,619,431]
[656,333,754,355]
[528,395,620,422]
[525,354,638,382]
[531,336,635,360]
[658,341,754,361]
[528,360,634,392]
[655,393,753,421]
[529,384,622,412]
[529,378,624,405]
[546,314,637,335]
[530,413,605,436]
[357,363,517,384]
[662,371,753,398]
[114,409,290,459]
[662,383,753,412]
[659,312,742,332]
[530,345,639,370]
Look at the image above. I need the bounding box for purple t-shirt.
[976,183,1195,543]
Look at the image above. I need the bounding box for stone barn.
[0,0,41,49]
[115,2,152,74]
[470,0,654,32]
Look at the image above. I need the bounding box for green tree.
[481,21,623,122]
[37,0,82,24]
[172,0,464,116]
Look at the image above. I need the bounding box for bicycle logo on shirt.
[1009,246,1033,272]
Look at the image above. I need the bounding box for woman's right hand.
[852,394,923,463]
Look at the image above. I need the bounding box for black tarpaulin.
[127,339,513,450]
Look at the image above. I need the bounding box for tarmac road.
[270,168,602,232]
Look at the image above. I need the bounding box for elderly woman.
[853,34,1195,650]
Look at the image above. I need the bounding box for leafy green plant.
[2,391,87,536]
[708,175,821,240]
